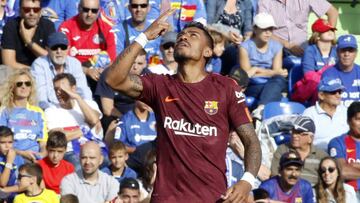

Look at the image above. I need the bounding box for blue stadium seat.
[245,96,257,110]
[288,65,304,99]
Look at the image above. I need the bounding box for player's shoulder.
[208,73,239,86]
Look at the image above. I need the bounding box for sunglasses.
[325,90,342,95]
[50,45,68,51]
[130,3,148,9]
[320,167,336,174]
[17,174,32,180]
[81,6,99,14]
[22,7,41,14]
[16,81,32,88]
[162,43,175,50]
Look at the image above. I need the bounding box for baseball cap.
[47,32,68,48]
[311,18,336,33]
[318,77,345,92]
[337,34,358,50]
[160,31,177,46]
[253,13,277,29]
[120,178,139,191]
[293,116,315,134]
[279,151,303,169]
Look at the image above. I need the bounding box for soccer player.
[106,9,261,202]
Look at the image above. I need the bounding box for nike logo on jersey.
[165,96,179,102]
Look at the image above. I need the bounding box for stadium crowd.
[0,0,358,202]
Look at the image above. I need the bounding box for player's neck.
[177,62,208,83]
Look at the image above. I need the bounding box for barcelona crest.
[204,101,218,115]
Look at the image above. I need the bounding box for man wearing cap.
[31,32,93,110]
[258,0,338,57]
[260,151,314,202]
[114,177,141,203]
[322,34,360,107]
[271,116,328,186]
[303,77,349,151]
[147,31,177,75]
[328,101,360,200]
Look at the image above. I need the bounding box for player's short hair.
[0,126,14,138]
[348,101,360,121]
[183,22,214,50]
[60,194,79,203]
[19,163,43,186]
[108,141,127,156]
[47,130,67,149]
[53,73,77,86]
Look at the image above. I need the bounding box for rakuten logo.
[163,116,217,137]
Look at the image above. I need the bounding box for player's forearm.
[106,42,144,90]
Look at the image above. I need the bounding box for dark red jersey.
[139,73,252,202]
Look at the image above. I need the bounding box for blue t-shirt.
[206,57,222,73]
[0,104,48,152]
[115,110,157,148]
[102,166,137,183]
[0,154,24,186]
[302,44,337,73]
[328,133,360,191]
[321,64,360,107]
[100,0,126,25]
[259,176,314,203]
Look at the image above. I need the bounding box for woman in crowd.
[0,69,47,162]
[314,157,357,203]
[239,12,287,115]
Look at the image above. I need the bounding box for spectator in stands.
[1,0,55,69]
[102,141,137,183]
[322,34,360,107]
[314,157,357,203]
[96,50,147,132]
[137,149,156,202]
[45,73,103,171]
[0,126,24,201]
[206,0,253,43]
[328,101,360,200]
[291,18,338,104]
[206,28,226,73]
[258,0,338,57]
[261,151,314,202]
[117,177,141,203]
[239,13,287,116]
[0,0,15,49]
[271,116,328,186]
[59,0,116,91]
[37,131,75,194]
[126,0,161,23]
[0,69,48,162]
[31,31,93,110]
[14,163,59,203]
[60,194,79,203]
[114,0,161,61]
[303,77,349,151]
[147,31,178,75]
[60,141,119,203]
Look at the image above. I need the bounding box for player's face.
[290,130,313,149]
[109,150,128,170]
[130,54,147,75]
[49,44,69,66]
[20,0,41,28]
[79,0,100,27]
[129,0,150,24]
[0,136,13,155]
[320,159,338,188]
[47,147,66,166]
[338,47,357,68]
[254,27,273,43]
[80,146,103,176]
[174,27,211,63]
[348,112,360,137]
[120,188,140,203]
[280,165,301,187]
[13,74,32,100]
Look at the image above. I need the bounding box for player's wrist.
[240,172,255,189]
[135,32,149,49]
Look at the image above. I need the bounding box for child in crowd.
[37,131,75,194]
[0,126,24,201]
[60,194,79,203]
[102,141,137,183]
[206,28,227,73]
[14,163,59,203]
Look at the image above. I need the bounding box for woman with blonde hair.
[314,157,357,203]
[0,69,47,162]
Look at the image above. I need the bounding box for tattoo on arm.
[128,74,143,97]
[236,123,261,176]
[114,45,133,66]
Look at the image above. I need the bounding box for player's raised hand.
[144,8,176,40]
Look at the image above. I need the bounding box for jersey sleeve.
[328,136,345,158]
[139,74,159,108]
[227,80,252,128]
